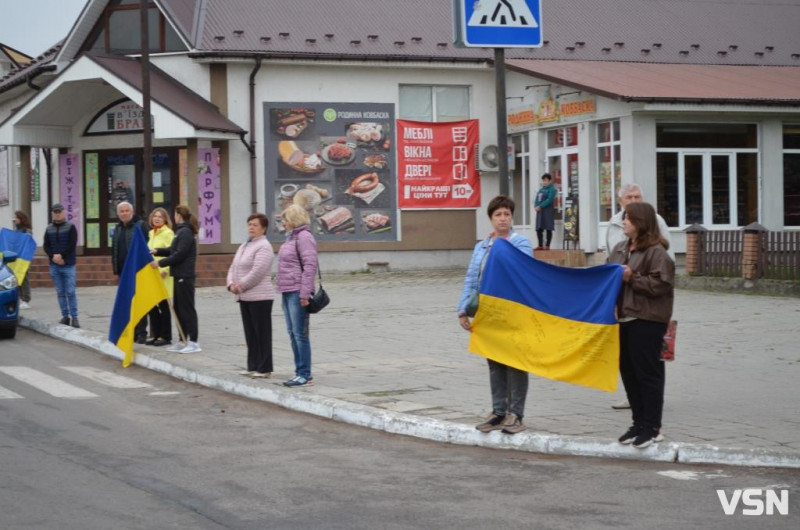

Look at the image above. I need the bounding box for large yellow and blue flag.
[469,238,624,392]
[0,228,37,284]
[109,228,168,367]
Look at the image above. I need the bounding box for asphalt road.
[1,329,797,529]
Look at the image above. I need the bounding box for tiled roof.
[163,0,800,66]
[506,60,800,104]
[88,55,244,134]
[0,42,62,92]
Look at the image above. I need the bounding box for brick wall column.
[683,224,707,275]
[742,222,767,280]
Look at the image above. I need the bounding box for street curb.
[20,317,800,469]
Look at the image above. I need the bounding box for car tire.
[0,326,16,339]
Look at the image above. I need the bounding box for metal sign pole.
[495,48,510,197]
[140,0,153,217]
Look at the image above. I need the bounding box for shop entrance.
[83,148,180,255]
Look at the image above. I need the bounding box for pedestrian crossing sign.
[454,0,543,48]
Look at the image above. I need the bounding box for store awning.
[0,54,244,147]
[506,60,800,105]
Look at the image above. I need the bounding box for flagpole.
[166,296,187,345]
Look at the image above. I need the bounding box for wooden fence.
[688,224,800,281]
[757,230,800,280]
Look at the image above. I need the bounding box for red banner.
[397,119,480,209]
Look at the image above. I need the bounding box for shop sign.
[85,99,153,135]
[30,148,41,201]
[264,102,397,241]
[197,148,221,244]
[506,93,597,132]
[59,153,83,246]
[397,119,480,209]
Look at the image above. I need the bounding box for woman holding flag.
[608,201,674,449]
[457,195,533,435]
[146,207,175,347]
[12,210,33,309]
[152,205,200,354]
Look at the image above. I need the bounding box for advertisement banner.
[0,147,8,206]
[396,119,480,209]
[197,148,221,244]
[30,148,41,201]
[59,153,83,246]
[264,102,396,241]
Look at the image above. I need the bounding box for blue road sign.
[455,0,543,48]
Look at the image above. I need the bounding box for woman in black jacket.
[151,204,200,354]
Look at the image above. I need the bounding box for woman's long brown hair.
[625,202,669,251]
[174,204,199,234]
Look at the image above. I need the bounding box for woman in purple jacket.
[276,204,318,387]
[227,213,275,378]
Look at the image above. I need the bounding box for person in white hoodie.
[227,213,276,378]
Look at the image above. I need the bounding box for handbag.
[295,238,329,313]
[661,320,677,361]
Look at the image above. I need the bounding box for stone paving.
[17,270,800,464]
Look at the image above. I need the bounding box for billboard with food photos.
[264,102,396,241]
[396,119,480,209]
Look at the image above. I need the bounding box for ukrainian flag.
[469,238,624,392]
[109,228,168,367]
[0,228,37,284]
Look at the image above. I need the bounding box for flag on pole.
[468,238,624,392]
[0,228,37,284]
[108,228,168,367]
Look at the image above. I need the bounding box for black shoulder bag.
[295,238,330,313]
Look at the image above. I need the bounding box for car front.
[0,251,20,338]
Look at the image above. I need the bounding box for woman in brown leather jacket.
[608,202,675,449]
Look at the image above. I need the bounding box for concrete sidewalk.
[18,270,800,468]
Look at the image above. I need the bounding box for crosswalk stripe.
[0,367,98,399]
[0,385,23,399]
[60,367,153,389]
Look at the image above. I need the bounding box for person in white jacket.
[605,183,674,410]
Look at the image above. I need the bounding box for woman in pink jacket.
[227,213,275,378]
[276,204,318,387]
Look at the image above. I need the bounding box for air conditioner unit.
[476,144,500,172]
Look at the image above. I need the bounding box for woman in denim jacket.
[457,195,533,435]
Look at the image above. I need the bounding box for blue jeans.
[282,291,311,379]
[49,263,78,318]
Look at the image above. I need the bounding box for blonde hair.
[282,204,310,228]
[149,207,173,229]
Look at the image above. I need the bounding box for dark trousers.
[619,319,668,431]
[19,273,31,302]
[240,300,273,373]
[536,229,552,247]
[134,316,147,340]
[148,300,172,341]
[173,277,198,342]
[488,359,529,419]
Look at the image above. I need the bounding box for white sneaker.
[166,342,186,352]
[19,301,31,309]
[239,370,255,376]
[179,341,202,354]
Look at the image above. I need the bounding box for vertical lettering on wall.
[59,153,83,246]
[197,148,221,244]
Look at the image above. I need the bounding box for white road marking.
[61,366,153,389]
[0,367,98,399]
[148,391,180,396]
[0,385,23,399]
[658,470,701,481]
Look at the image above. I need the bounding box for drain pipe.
[246,56,263,213]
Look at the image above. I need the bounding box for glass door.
[681,152,735,227]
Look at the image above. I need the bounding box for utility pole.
[140,0,153,216]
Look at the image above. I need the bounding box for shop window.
[82,0,186,55]
[656,123,758,227]
[784,125,800,226]
[399,85,470,122]
[597,120,621,222]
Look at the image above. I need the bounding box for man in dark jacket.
[43,203,79,327]
[111,201,149,343]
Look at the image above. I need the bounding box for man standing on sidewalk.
[605,182,674,410]
[43,203,79,328]
[111,201,149,343]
